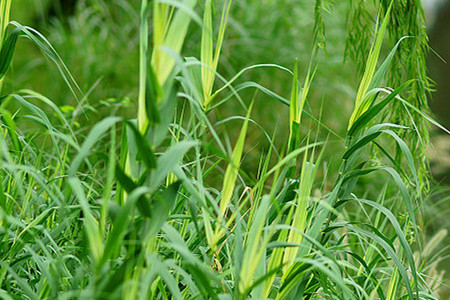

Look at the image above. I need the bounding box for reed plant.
[0,0,448,299]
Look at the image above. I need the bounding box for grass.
[1,0,449,299]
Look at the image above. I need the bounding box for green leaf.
[348,2,393,128]
[218,103,252,216]
[0,27,20,80]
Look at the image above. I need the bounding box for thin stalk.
[137,0,149,133]
[0,0,12,94]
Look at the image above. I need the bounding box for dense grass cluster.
[1,0,449,299]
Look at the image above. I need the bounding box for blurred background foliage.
[10,0,355,139]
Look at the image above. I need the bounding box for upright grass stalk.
[137,0,196,133]
[348,2,392,129]
[131,0,196,191]
[287,61,316,151]
[201,0,232,109]
[137,0,149,133]
[0,0,11,93]
[287,59,300,152]
[347,0,433,188]
[151,0,196,87]
[287,60,316,176]
[208,103,252,250]
[0,0,10,36]
[282,153,319,274]
[262,60,318,295]
[238,195,274,295]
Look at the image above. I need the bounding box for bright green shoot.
[151,0,196,86]
[288,60,316,152]
[348,2,392,129]
[138,0,197,133]
[0,0,10,40]
[288,59,300,151]
[209,103,252,249]
[0,0,11,92]
[201,0,232,109]
[137,0,150,133]
[282,155,319,274]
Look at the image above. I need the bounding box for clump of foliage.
[0,0,449,299]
